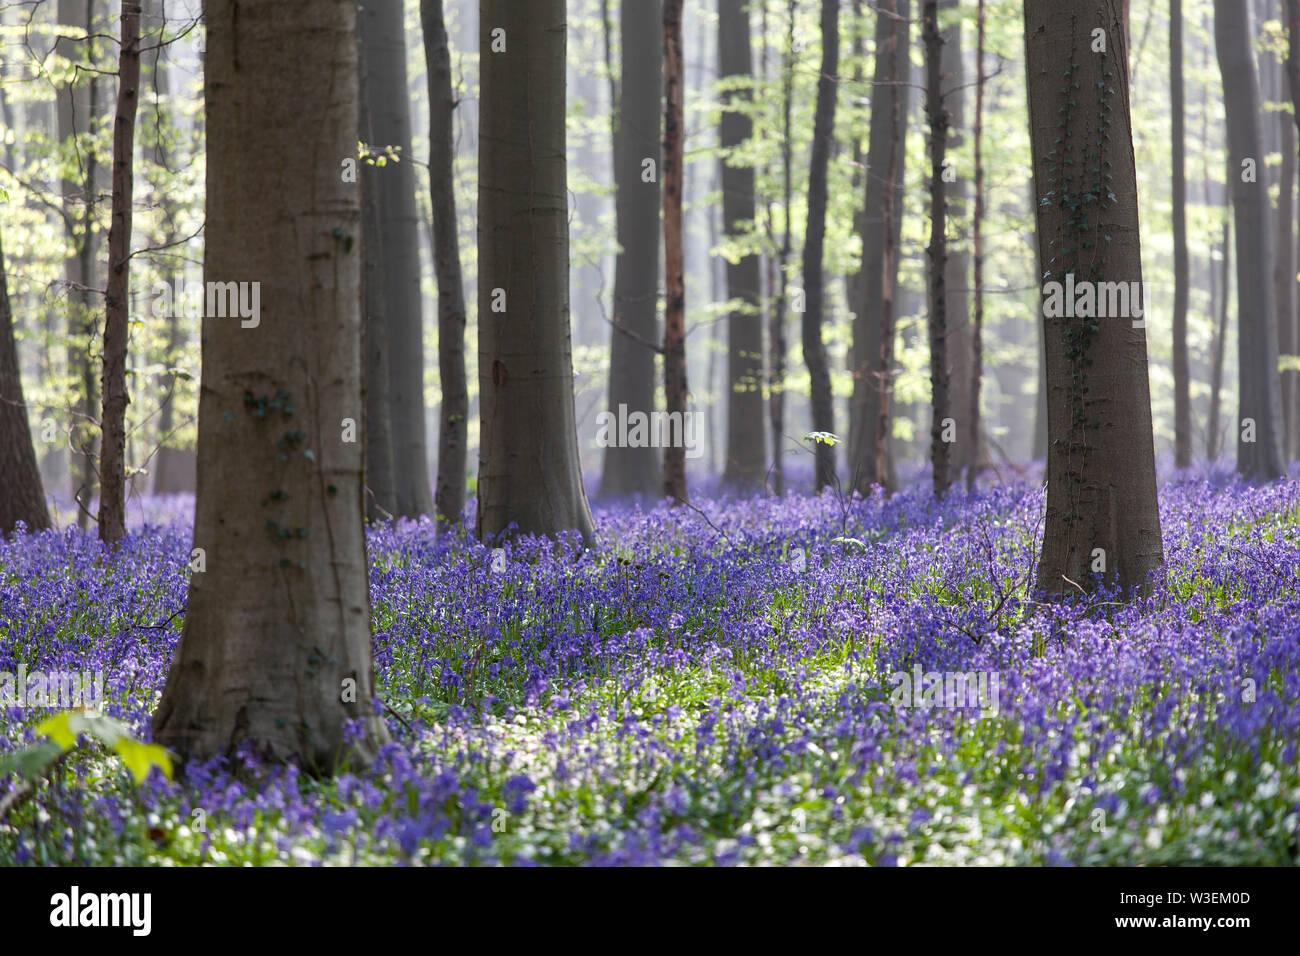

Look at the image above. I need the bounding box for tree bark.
[477,0,596,539]
[1025,0,1164,597]
[56,0,100,527]
[802,0,839,492]
[662,0,688,505]
[146,0,195,496]
[768,0,797,496]
[1215,0,1286,480]
[0,227,51,534]
[850,0,910,495]
[1208,212,1231,461]
[361,0,435,519]
[1171,0,1192,468]
[152,0,388,769]
[98,0,141,546]
[421,0,470,526]
[939,0,973,480]
[600,0,662,499]
[359,86,396,522]
[923,0,951,497]
[718,0,766,490]
[967,0,986,489]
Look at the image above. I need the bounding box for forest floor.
[1,473,1298,865]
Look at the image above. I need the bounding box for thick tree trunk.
[802,0,839,492]
[849,0,910,495]
[1171,0,1192,468]
[0,228,51,534]
[1215,0,1286,480]
[152,0,388,769]
[477,0,596,539]
[421,0,470,526]
[98,1,141,546]
[1025,0,1164,596]
[662,0,688,504]
[600,0,662,499]
[718,0,766,490]
[923,0,951,497]
[361,1,435,519]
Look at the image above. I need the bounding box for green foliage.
[0,710,172,786]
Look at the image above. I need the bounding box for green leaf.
[0,740,64,780]
[112,737,173,784]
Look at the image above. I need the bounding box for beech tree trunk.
[98,0,141,546]
[849,0,910,495]
[1171,0,1192,468]
[718,0,766,490]
[802,0,839,492]
[57,0,100,527]
[661,0,689,505]
[0,227,51,534]
[152,0,388,769]
[1215,0,1286,480]
[967,0,986,489]
[147,0,195,496]
[477,0,596,539]
[939,0,972,480]
[421,0,470,526]
[922,0,951,497]
[600,0,662,500]
[768,0,797,496]
[361,1,434,519]
[1025,0,1164,597]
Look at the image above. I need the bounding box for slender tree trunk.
[662,0,688,504]
[147,0,195,496]
[1215,0,1286,480]
[421,0,470,525]
[768,0,797,496]
[359,88,396,522]
[600,0,662,499]
[850,0,910,495]
[923,0,950,496]
[361,1,435,519]
[1171,0,1192,468]
[57,0,100,527]
[1025,0,1164,596]
[939,0,972,480]
[0,227,52,534]
[1276,97,1297,462]
[477,0,596,539]
[967,0,986,490]
[152,0,388,769]
[98,1,141,546]
[718,0,766,490]
[1287,0,1300,455]
[1208,209,1232,461]
[802,0,839,491]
